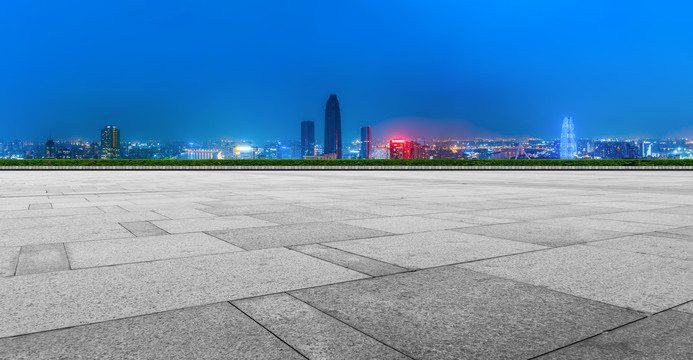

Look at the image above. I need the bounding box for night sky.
[2,1,693,142]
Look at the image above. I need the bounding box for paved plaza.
[0,170,692,359]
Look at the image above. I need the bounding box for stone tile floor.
[0,170,691,359]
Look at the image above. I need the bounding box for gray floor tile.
[151,216,276,233]
[0,223,135,247]
[234,294,408,360]
[0,248,366,338]
[291,244,409,276]
[596,211,693,227]
[209,222,391,250]
[474,204,624,221]
[423,212,517,225]
[536,310,693,360]
[120,221,168,237]
[657,225,693,239]
[328,231,547,269]
[201,204,307,216]
[153,208,215,219]
[0,302,303,360]
[66,233,244,269]
[588,234,693,261]
[252,208,378,224]
[0,247,20,277]
[460,245,693,313]
[342,215,473,234]
[291,267,642,360]
[456,222,628,247]
[15,244,70,276]
[28,203,52,210]
[534,216,676,233]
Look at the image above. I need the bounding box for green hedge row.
[1,159,693,166]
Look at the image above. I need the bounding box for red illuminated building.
[389,139,424,159]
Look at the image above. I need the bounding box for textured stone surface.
[120,221,168,237]
[460,245,693,313]
[457,222,627,247]
[588,234,693,261]
[1,170,692,359]
[14,244,70,276]
[292,267,642,360]
[328,230,546,268]
[234,294,408,360]
[209,222,391,250]
[0,302,303,360]
[0,248,366,338]
[341,215,473,234]
[151,215,276,233]
[0,246,20,277]
[65,233,244,268]
[290,243,409,276]
[537,310,693,359]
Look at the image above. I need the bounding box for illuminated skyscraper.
[560,117,576,159]
[360,126,371,159]
[301,121,315,157]
[324,94,342,159]
[45,138,56,159]
[100,125,120,159]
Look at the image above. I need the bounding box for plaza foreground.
[0,170,691,359]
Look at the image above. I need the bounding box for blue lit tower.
[560,116,576,159]
[300,121,315,157]
[324,94,342,159]
[360,126,371,159]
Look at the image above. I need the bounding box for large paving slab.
[0,223,134,247]
[588,234,693,261]
[65,233,244,268]
[537,310,693,359]
[0,246,20,277]
[290,244,409,276]
[151,215,276,233]
[0,247,367,338]
[234,294,408,359]
[120,221,168,237]
[676,301,693,315]
[460,245,693,313]
[456,221,628,247]
[0,302,303,360]
[14,244,70,276]
[327,230,547,269]
[252,208,378,224]
[472,204,625,221]
[209,222,391,250]
[341,215,474,234]
[291,267,642,360]
[595,211,693,227]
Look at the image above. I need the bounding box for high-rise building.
[45,138,56,159]
[560,116,576,159]
[324,94,342,159]
[390,139,425,160]
[360,126,372,159]
[301,121,315,158]
[100,125,120,159]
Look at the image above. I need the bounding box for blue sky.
[2,0,693,142]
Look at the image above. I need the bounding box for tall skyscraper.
[360,126,372,159]
[301,121,315,158]
[324,94,342,159]
[560,116,576,159]
[100,125,120,159]
[45,138,56,159]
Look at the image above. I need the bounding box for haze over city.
[2,1,693,142]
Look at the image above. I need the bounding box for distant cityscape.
[2,94,692,160]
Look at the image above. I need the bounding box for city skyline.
[3,1,693,141]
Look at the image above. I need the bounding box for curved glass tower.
[324,94,342,159]
[560,116,576,159]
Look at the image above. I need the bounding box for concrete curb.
[1,166,692,170]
